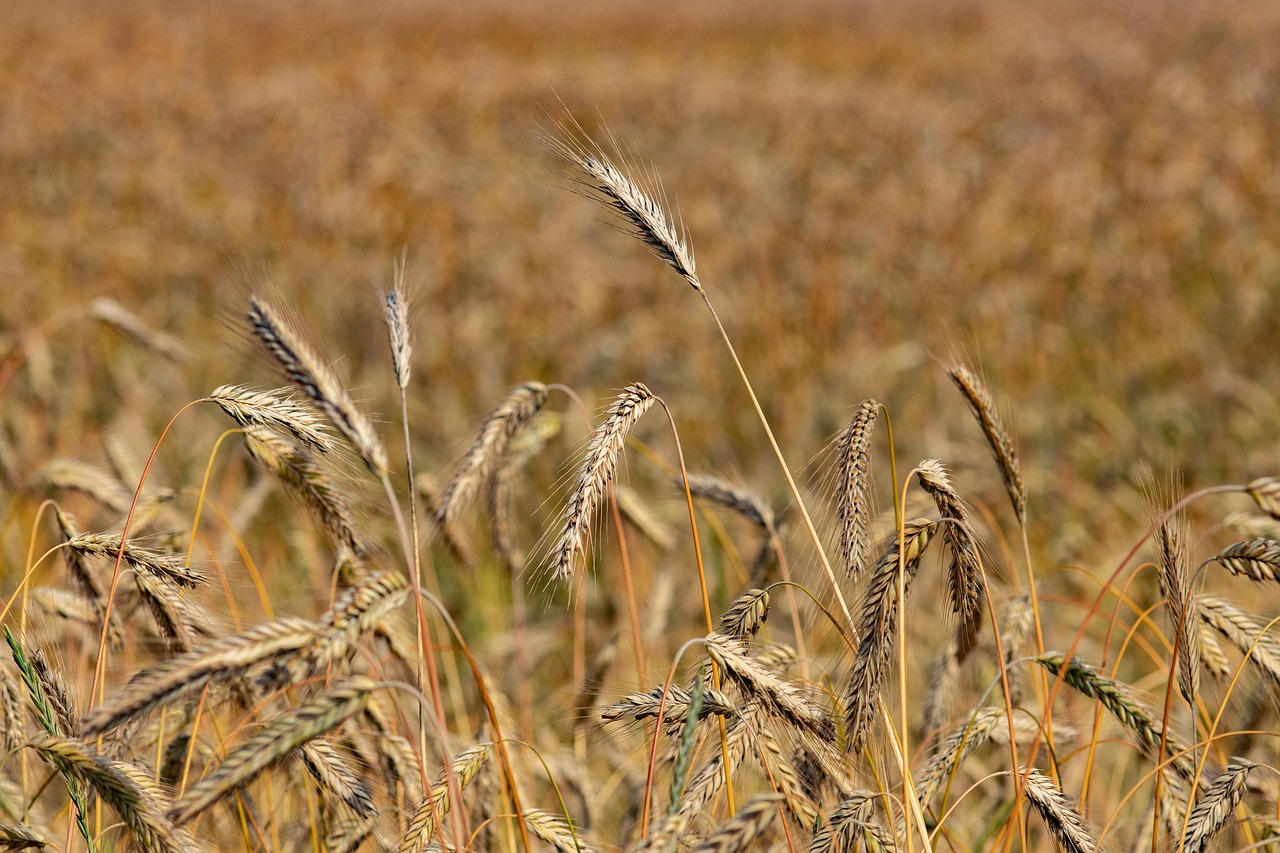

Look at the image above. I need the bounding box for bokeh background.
[4,0,1280,593]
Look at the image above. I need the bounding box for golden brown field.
[3,0,1280,850]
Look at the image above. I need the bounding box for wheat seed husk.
[1198,596,1280,690]
[169,677,374,827]
[399,741,493,852]
[549,128,701,291]
[248,297,388,477]
[550,383,655,581]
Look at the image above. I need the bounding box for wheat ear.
[835,399,879,581]
[1213,537,1280,583]
[1247,477,1280,519]
[1198,596,1280,689]
[247,296,388,477]
[1156,516,1200,704]
[169,677,374,827]
[436,381,548,525]
[1021,767,1097,853]
[690,792,784,853]
[948,366,1026,524]
[845,518,938,754]
[1182,758,1255,853]
[914,460,983,627]
[399,742,494,852]
[207,384,333,452]
[549,383,654,580]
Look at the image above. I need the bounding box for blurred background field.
[5,0,1280,847]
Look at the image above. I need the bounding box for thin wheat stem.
[698,293,853,630]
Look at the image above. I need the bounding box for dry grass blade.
[845,518,938,754]
[30,734,195,853]
[1247,477,1280,520]
[1213,538,1280,583]
[1182,758,1254,853]
[82,616,318,735]
[948,366,1026,525]
[207,384,333,452]
[704,632,830,739]
[684,474,774,529]
[549,383,655,581]
[247,297,388,477]
[168,677,374,827]
[548,128,700,291]
[399,741,493,852]
[1034,653,1196,783]
[89,296,188,361]
[835,399,879,581]
[690,792,783,853]
[914,460,983,626]
[436,381,548,525]
[242,425,365,555]
[1198,596,1280,689]
[1021,767,1097,853]
[717,588,771,640]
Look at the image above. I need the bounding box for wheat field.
[3,1,1280,851]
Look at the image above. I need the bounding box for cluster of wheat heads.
[3,129,1280,853]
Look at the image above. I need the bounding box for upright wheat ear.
[549,383,654,581]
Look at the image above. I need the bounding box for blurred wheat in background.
[2,0,1280,850]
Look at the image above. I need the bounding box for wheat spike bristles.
[835,399,879,580]
[64,531,206,589]
[30,734,196,853]
[1156,517,1200,704]
[169,677,374,827]
[549,383,655,580]
[948,366,1026,524]
[1198,596,1280,690]
[1021,766,1097,853]
[248,297,388,477]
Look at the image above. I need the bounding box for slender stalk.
[698,294,854,630]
